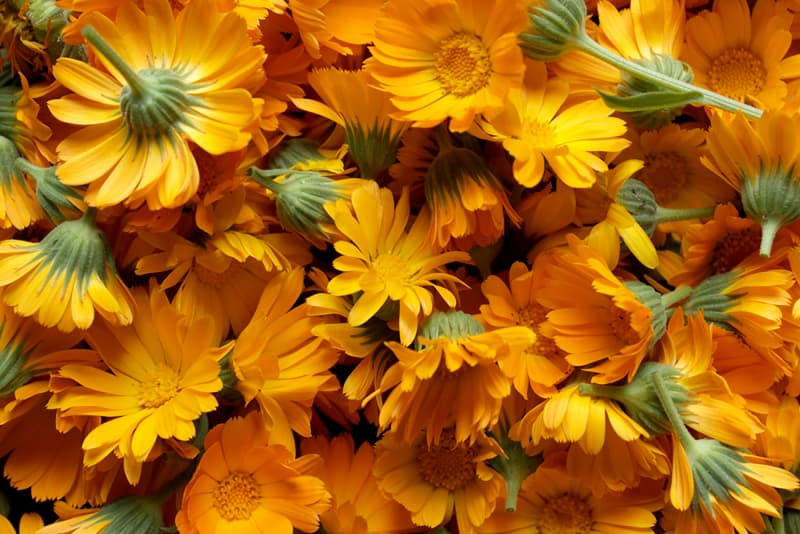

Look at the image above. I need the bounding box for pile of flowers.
[2,0,800,531]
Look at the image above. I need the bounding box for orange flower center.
[213,471,261,521]
[524,120,558,151]
[513,303,547,328]
[707,48,765,102]
[416,430,478,490]
[710,227,761,275]
[538,492,593,533]
[640,151,688,204]
[609,308,640,346]
[434,32,491,97]
[138,364,179,408]
[366,254,413,289]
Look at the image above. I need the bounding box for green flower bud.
[520,0,588,61]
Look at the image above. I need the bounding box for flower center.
[524,121,558,151]
[709,227,761,275]
[609,308,640,346]
[434,32,491,97]
[707,48,766,102]
[513,303,547,328]
[416,430,478,491]
[368,253,413,287]
[538,493,593,533]
[119,67,196,139]
[138,364,179,408]
[640,152,689,204]
[213,472,261,521]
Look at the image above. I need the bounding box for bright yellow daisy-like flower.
[48,283,233,484]
[478,460,659,534]
[0,209,133,332]
[477,61,630,189]
[176,411,331,534]
[535,236,663,384]
[300,434,419,534]
[367,0,527,132]
[325,181,470,346]
[376,310,534,445]
[683,0,798,110]
[373,428,504,533]
[48,0,265,209]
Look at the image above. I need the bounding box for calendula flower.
[703,109,800,256]
[478,460,659,534]
[682,0,798,109]
[48,0,265,209]
[290,0,384,59]
[293,68,409,179]
[0,209,133,332]
[477,61,630,189]
[300,434,419,534]
[377,310,534,445]
[324,181,470,346]
[573,158,659,268]
[135,228,310,341]
[231,268,339,454]
[48,283,232,484]
[176,411,331,534]
[367,0,527,132]
[535,235,666,384]
[373,428,504,533]
[479,261,572,398]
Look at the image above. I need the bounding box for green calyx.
[424,144,499,210]
[603,54,697,129]
[418,310,484,347]
[739,162,800,257]
[24,0,71,61]
[81,26,196,141]
[0,137,27,191]
[248,166,348,241]
[0,84,23,144]
[267,138,327,169]
[520,0,588,61]
[488,433,542,512]
[623,280,667,348]
[682,271,737,328]
[344,120,402,180]
[0,323,35,398]
[616,179,715,236]
[15,158,83,223]
[89,494,164,534]
[580,362,689,436]
[36,208,116,296]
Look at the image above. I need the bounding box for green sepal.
[488,434,542,512]
[623,280,667,348]
[89,494,164,534]
[15,158,84,223]
[418,310,484,348]
[598,88,703,113]
[344,120,402,180]
[682,271,737,329]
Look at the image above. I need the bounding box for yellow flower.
[48,0,265,209]
[175,411,330,534]
[290,0,385,59]
[0,209,133,332]
[300,434,419,534]
[535,236,663,383]
[682,0,798,109]
[477,61,630,189]
[373,428,504,533]
[478,461,659,533]
[377,310,533,445]
[479,261,572,398]
[48,283,232,484]
[574,158,659,268]
[0,73,52,165]
[231,268,339,454]
[367,0,527,132]
[325,181,470,346]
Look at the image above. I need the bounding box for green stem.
[759,216,782,257]
[650,371,695,452]
[661,285,692,309]
[14,157,43,178]
[578,382,625,403]
[247,167,284,193]
[82,206,98,224]
[575,36,763,120]
[656,206,716,223]
[81,26,148,96]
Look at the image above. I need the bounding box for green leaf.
[597,88,703,112]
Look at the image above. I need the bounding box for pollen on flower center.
[434,32,492,97]
[709,227,761,275]
[640,152,688,204]
[513,303,547,328]
[609,308,640,346]
[538,493,593,533]
[119,68,195,139]
[524,121,558,150]
[416,430,478,490]
[369,254,413,285]
[707,47,766,101]
[213,472,262,521]
[138,364,180,408]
